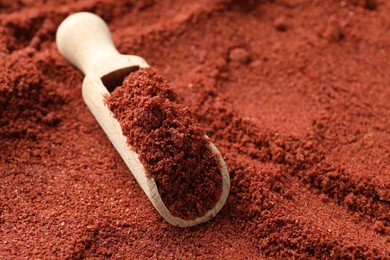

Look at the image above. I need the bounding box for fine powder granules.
[105,68,222,220]
[0,0,389,258]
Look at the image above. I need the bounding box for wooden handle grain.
[56,12,120,75]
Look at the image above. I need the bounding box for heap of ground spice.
[105,68,222,220]
[0,0,389,258]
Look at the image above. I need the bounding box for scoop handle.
[56,12,120,75]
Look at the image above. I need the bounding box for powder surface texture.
[105,68,222,220]
[0,0,389,259]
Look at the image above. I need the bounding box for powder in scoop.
[105,68,222,220]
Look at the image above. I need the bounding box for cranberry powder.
[0,0,389,258]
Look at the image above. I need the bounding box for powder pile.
[0,0,389,258]
[105,68,222,220]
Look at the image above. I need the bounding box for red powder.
[105,68,222,220]
[0,0,389,258]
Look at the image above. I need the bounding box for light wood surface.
[56,12,230,227]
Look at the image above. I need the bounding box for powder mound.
[274,16,288,32]
[0,49,63,139]
[105,68,223,220]
[229,47,251,64]
[346,0,379,10]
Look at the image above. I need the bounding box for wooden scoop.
[56,12,230,227]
